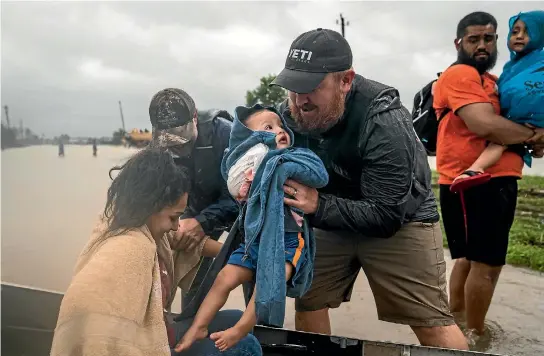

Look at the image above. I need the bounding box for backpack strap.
[438,107,450,122]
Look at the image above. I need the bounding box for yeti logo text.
[289,49,313,63]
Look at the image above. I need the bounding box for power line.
[336,13,349,38]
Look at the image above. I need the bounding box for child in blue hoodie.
[175,104,328,353]
[452,10,544,189]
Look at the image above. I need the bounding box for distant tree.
[1,124,17,149]
[59,134,70,143]
[112,128,125,145]
[245,74,287,108]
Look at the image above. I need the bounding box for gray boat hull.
[1,283,503,356]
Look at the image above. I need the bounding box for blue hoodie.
[497,10,544,166]
[221,104,329,327]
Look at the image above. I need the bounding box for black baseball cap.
[149,88,197,147]
[271,28,353,94]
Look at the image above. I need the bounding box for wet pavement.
[2,145,543,355]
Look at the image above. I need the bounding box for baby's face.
[509,19,529,53]
[245,110,291,149]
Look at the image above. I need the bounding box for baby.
[175,105,324,353]
[452,10,544,189]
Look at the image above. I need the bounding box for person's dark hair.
[103,147,190,238]
[456,11,498,39]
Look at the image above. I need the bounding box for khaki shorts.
[295,222,454,327]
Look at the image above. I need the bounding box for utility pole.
[336,13,349,38]
[118,101,126,133]
[3,105,10,128]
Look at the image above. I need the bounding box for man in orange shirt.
[433,11,544,342]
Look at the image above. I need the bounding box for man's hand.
[526,127,544,145]
[170,218,205,251]
[283,179,319,214]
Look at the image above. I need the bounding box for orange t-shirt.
[433,64,523,185]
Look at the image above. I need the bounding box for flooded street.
[2,145,543,355]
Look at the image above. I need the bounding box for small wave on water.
[464,320,504,352]
[454,316,544,356]
[453,313,504,353]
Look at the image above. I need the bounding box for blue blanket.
[498,10,544,166]
[221,104,329,327]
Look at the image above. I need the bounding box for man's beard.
[457,47,498,74]
[151,121,198,158]
[289,87,346,135]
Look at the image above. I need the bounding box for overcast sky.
[1,1,541,138]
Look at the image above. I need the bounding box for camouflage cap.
[149,88,197,147]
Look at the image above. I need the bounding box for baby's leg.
[174,265,253,353]
[455,143,507,182]
[210,263,295,352]
[285,261,294,280]
[467,143,507,173]
[211,284,257,352]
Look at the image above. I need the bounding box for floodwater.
[1,145,543,356]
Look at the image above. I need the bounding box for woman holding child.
[49,148,262,356]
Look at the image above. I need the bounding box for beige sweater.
[50,218,208,356]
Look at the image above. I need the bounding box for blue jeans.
[171,309,262,356]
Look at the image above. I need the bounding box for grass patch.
[518,175,544,190]
[507,244,544,271]
[431,171,544,272]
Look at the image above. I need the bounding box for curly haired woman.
[50,148,262,356]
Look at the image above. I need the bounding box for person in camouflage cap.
[149,88,199,157]
[149,88,239,308]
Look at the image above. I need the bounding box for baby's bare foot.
[453,169,483,183]
[210,327,247,352]
[175,325,208,353]
[453,174,470,183]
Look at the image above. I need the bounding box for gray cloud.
[1,1,540,137]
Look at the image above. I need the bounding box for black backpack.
[411,73,450,156]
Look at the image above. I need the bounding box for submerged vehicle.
[1,219,503,356]
[124,128,152,148]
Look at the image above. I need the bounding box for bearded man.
[271,28,468,349]
[433,11,544,342]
